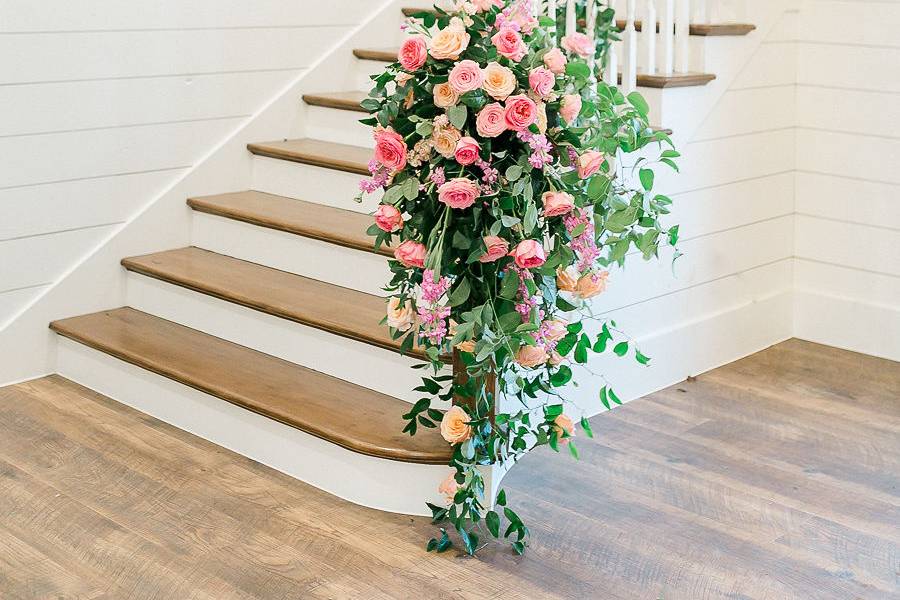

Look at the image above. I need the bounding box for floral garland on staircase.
[358,0,679,556]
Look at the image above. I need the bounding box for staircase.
[46,3,759,516]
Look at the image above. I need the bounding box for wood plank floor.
[0,339,897,599]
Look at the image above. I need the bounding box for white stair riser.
[55,337,450,516]
[191,212,390,297]
[251,155,381,212]
[306,105,375,149]
[125,272,448,405]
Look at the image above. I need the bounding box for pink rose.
[471,0,503,12]
[394,240,426,268]
[528,67,555,99]
[448,59,484,93]
[476,102,507,138]
[373,128,407,171]
[504,94,537,131]
[454,136,481,166]
[577,150,605,179]
[438,471,460,503]
[542,191,575,217]
[491,26,527,62]
[398,36,428,71]
[509,239,546,269]
[479,235,509,263]
[374,204,403,232]
[561,32,594,58]
[438,178,480,209]
[543,47,567,74]
[560,94,582,124]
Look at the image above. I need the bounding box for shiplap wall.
[794,0,900,361]
[0,0,372,327]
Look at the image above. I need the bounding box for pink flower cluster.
[564,209,602,272]
[517,129,553,169]
[359,159,390,195]
[418,270,452,344]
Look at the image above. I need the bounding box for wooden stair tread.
[121,247,445,363]
[354,47,715,88]
[303,91,367,113]
[187,191,391,257]
[50,308,452,464]
[247,138,371,176]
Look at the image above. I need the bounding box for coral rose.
[561,32,594,58]
[577,150,606,179]
[433,82,459,108]
[398,36,427,71]
[560,94,582,124]
[576,271,609,299]
[476,102,507,138]
[543,47,568,74]
[556,268,578,292]
[543,319,568,343]
[438,471,460,503]
[482,62,517,100]
[479,235,509,263]
[438,178,479,209]
[491,25,527,62]
[448,59,484,93]
[509,239,546,269]
[394,240,427,268]
[504,95,538,131]
[440,405,472,444]
[454,136,481,166]
[386,297,415,331]
[429,17,470,60]
[432,125,462,158]
[516,345,549,368]
[553,414,575,444]
[374,204,403,232]
[542,191,575,217]
[373,128,407,172]
[528,67,555,99]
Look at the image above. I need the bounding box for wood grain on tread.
[247,138,371,175]
[303,91,367,113]
[49,308,452,464]
[121,247,446,362]
[187,191,392,257]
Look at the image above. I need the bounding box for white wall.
[0,0,373,327]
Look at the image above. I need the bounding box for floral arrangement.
[358,0,679,556]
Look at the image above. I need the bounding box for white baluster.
[604,41,619,86]
[661,0,674,75]
[565,0,576,37]
[548,0,557,43]
[643,0,657,75]
[675,0,690,73]
[622,0,638,92]
[694,0,709,24]
[587,0,598,83]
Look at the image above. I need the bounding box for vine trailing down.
[357,0,679,556]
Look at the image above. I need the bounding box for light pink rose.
[438,471,460,503]
[373,128,407,171]
[561,32,594,58]
[560,94,582,124]
[575,271,609,299]
[553,414,575,445]
[386,297,415,331]
[509,239,546,269]
[528,67,555,99]
[543,319,568,343]
[577,150,605,179]
[479,235,509,263]
[438,178,480,209]
[394,240,427,268]
[504,94,538,131]
[471,0,503,12]
[516,345,549,368]
[374,204,403,232]
[398,36,428,71]
[542,191,575,217]
[476,102,507,138]
[429,18,471,60]
[440,405,472,444]
[454,136,481,166]
[448,59,484,93]
[543,47,568,74]
[491,25,527,62]
[482,62,517,100]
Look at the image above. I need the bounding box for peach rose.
[448,59,484,93]
[395,72,413,86]
[542,191,575,218]
[482,62,517,100]
[373,128,407,172]
[560,94,582,124]
[556,268,578,292]
[479,235,509,263]
[394,240,427,268]
[438,178,479,209]
[432,125,462,158]
[429,18,471,60]
[553,414,575,444]
[548,351,565,366]
[575,271,609,299]
[516,345,549,368]
[374,204,403,232]
[455,340,476,353]
[398,36,428,71]
[476,102,507,138]
[509,239,546,269]
[577,151,605,179]
[438,471,460,503]
[528,67,555,99]
[561,32,594,58]
[387,297,415,331]
[454,136,481,166]
[491,25,527,62]
[504,94,538,131]
[440,405,472,444]
[543,319,568,343]
[433,82,459,108]
[536,101,548,134]
[543,47,567,74]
